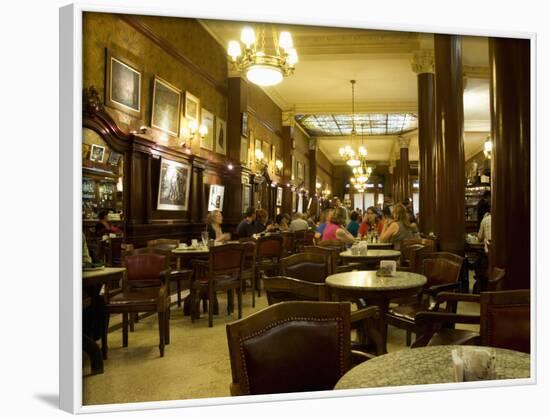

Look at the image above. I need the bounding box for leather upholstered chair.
[226,301,373,396]
[104,252,171,357]
[400,238,436,269]
[190,243,246,327]
[386,252,464,346]
[147,239,193,308]
[279,252,330,283]
[281,231,296,257]
[254,235,284,298]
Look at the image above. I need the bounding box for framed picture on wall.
[184,91,200,123]
[276,186,283,206]
[240,136,249,164]
[90,144,105,163]
[82,143,90,159]
[200,107,214,151]
[241,112,248,137]
[151,76,181,137]
[262,141,271,164]
[297,161,305,180]
[108,151,122,166]
[271,144,276,161]
[255,138,262,154]
[242,184,251,213]
[215,117,227,155]
[105,48,142,118]
[157,158,191,211]
[207,184,225,211]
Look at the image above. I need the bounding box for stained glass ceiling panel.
[295,113,418,136]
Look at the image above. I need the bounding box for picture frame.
[241,112,248,137]
[157,158,191,211]
[240,136,249,164]
[215,117,227,155]
[184,91,200,123]
[297,160,304,180]
[208,184,225,211]
[105,48,142,118]
[276,186,283,207]
[108,151,122,166]
[200,107,215,151]
[262,141,271,164]
[89,144,105,163]
[82,143,90,159]
[255,138,262,155]
[151,76,181,137]
[242,184,251,213]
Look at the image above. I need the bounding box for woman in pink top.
[322,207,356,245]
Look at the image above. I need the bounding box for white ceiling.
[200,20,491,165]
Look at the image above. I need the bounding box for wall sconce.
[255,149,268,171]
[483,136,493,159]
[275,159,283,171]
[315,181,322,189]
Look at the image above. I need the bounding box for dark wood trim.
[246,106,283,138]
[316,162,333,178]
[118,15,228,97]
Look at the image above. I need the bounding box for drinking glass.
[201,231,209,247]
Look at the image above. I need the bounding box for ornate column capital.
[411,49,435,74]
[397,136,411,149]
[282,110,296,127]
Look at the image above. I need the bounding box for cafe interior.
[81,11,531,405]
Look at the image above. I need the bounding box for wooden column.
[412,49,437,235]
[308,138,319,216]
[227,77,248,163]
[489,38,530,290]
[398,137,411,203]
[190,158,205,223]
[281,122,293,215]
[434,34,465,254]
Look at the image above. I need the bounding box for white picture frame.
[276,186,283,206]
[151,76,181,137]
[156,158,191,211]
[184,91,200,123]
[200,107,214,151]
[215,117,227,155]
[89,144,105,163]
[207,184,225,211]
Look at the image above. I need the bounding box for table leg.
[83,335,104,375]
[367,299,390,355]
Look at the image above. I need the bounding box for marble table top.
[172,247,210,254]
[325,270,427,291]
[82,267,126,282]
[340,249,401,260]
[354,241,393,248]
[335,345,531,389]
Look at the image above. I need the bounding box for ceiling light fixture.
[227,25,298,87]
[339,80,360,166]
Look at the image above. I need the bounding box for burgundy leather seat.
[279,252,330,283]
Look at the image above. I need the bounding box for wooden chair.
[226,301,373,396]
[279,252,330,283]
[104,252,171,357]
[240,240,257,307]
[312,241,361,273]
[254,235,284,299]
[400,238,436,269]
[190,243,246,327]
[411,268,507,349]
[281,231,296,257]
[295,229,315,252]
[147,239,193,308]
[304,245,338,274]
[386,252,465,346]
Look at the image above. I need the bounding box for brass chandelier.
[349,124,372,193]
[339,80,367,166]
[227,25,298,87]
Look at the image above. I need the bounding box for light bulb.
[286,48,298,66]
[198,124,208,137]
[240,27,255,48]
[279,31,293,50]
[188,120,198,134]
[227,40,242,60]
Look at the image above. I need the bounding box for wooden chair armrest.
[425,282,460,297]
[350,306,380,323]
[414,311,480,327]
[436,291,480,304]
[350,350,374,366]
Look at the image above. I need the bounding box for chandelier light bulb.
[198,124,208,137]
[287,48,298,66]
[227,40,242,60]
[339,147,345,156]
[240,27,255,48]
[246,65,283,86]
[484,139,493,153]
[358,146,367,156]
[255,149,264,160]
[279,31,293,50]
[275,159,283,170]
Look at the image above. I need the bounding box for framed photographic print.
[108,151,122,166]
[151,76,181,137]
[271,144,276,161]
[207,184,225,211]
[200,107,215,151]
[276,186,283,206]
[240,136,249,164]
[215,117,227,155]
[89,144,105,163]
[242,184,251,213]
[157,158,191,211]
[184,91,200,123]
[105,48,142,118]
[241,112,248,137]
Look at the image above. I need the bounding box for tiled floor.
[82,276,480,405]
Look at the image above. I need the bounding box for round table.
[326,270,427,353]
[339,249,401,270]
[354,241,394,249]
[335,345,530,389]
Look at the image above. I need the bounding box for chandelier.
[227,25,298,87]
[339,80,367,166]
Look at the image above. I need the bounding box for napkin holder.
[377,260,396,277]
[452,348,496,382]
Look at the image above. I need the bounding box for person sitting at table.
[358,206,384,239]
[314,208,333,240]
[322,207,355,245]
[275,213,290,231]
[289,212,309,232]
[252,208,278,234]
[206,210,232,242]
[346,211,361,237]
[236,207,256,238]
[379,203,414,250]
[95,210,122,237]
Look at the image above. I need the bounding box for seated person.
[314,208,333,240]
[206,210,231,242]
[289,212,309,232]
[236,207,256,239]
[95,210,122,237]
[379,203,415,250]
[346,211,360,237]
[275,213,291,232]
[322,207,355,245]
[252,209,277,234]
[358,206,384,239]
[478,205,491,253]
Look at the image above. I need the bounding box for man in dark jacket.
[236,207,256,238]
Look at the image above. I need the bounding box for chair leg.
[176,279,182,307]
[129,313,135,332]
[202,297,208,313]
[101,313,110,360]
[165,308,170,345]
[227,289,234,315]
[190,288,197,322]
[208,288,214,328]
[237,287,243,319]
[406,330,411,346]
[158,312,165,357]
[122,313,129,347]
[252,275,256,308]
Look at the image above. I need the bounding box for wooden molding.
[247,106,283,138]
[119,15,228,96]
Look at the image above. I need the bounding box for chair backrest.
[123,252,169,282]
[263,275,327,304]
[281,231,296,256]
[420,252,464,287]
[409,244,435,273]
[255,235,284,261]
[226,301,351,395]
[304,245,338,274]
[295,229,315,252]
[279,252,330,283]
[241,241,256,271]
[318,239,346,251]
[209,243,246,278]
[401,238,435,266]
[480,290,530,353]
